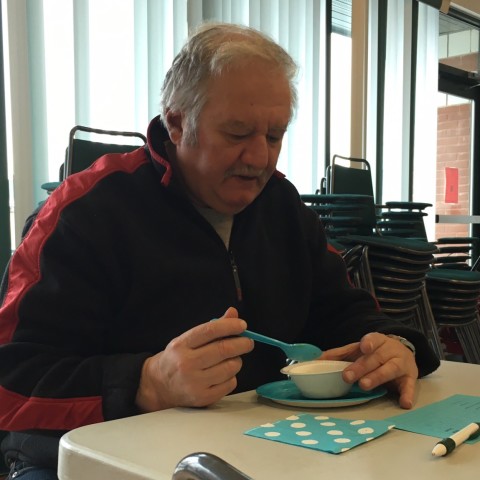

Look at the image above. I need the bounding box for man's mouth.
[236,175,257,180]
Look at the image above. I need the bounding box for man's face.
[167,59,292,215]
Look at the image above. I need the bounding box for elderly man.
[0,23,439,479]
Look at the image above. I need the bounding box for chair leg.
[453,314,480,364]
[342,245,376,296]
[414,286,445,360]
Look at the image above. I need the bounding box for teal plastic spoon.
[240,329,322,362]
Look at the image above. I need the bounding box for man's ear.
[165,110,184,145]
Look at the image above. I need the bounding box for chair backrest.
[377,201,432,240]
[433,237,480,270]
[301,193,378,239]
[326,155,374,196]
[63,125,147,179]
[324,156,435,242]
[41,125,147,195]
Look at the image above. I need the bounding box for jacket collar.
[146,116,174,186]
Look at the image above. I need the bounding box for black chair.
[339,234,441,353]
[433,237,480,270]
[325,154,374,196]
[41,125,147,194]
[341,244,376,295]
[301,192,443,358]
[412,229,480,363]
[301,193,377,241]
[320,155,480,363]
[377,201,432,240]
[0,430,8,478]
[405,229,480,362]
[372,203,480,362]
[324,155,433,237]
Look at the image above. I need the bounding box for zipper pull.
[229,253,243,302]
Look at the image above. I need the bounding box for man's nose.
[241,135,269,168]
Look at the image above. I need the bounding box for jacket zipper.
[229,252,243,303]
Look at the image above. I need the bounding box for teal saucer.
[256,380,387,408]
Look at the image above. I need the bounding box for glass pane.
[436,12,480,241]
[330,0,352,161]
[439,13,480,75]
[88,0,136,130]
[43,0,75,181]
[435,93,472,239]
[332,0,352,36]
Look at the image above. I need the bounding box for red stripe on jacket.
[0,149,148,429]
[0,385,103,430]
[0,148,148,345]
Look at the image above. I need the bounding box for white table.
[58,361,480,480]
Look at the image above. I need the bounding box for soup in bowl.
[281,360,353,399]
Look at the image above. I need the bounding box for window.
[1,0,447,247]
[330,0,352,160]
[3,0,332,245]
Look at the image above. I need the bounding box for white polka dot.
[290,422,306,428]
[286,415,299,420]
[341,447,351,452]
[388,424,395,430]
[314,415,329,420]
[302,439,319,445]
[350,420,365,425]
[334,438,352,444]
[327,430,344,436]
[265,431,281,437]
[366,437,374,441]
[260,423,275,428]
[320,422,336,427]
[296,431,312,437]
[358,427,374,435]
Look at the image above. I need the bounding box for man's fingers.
[397,376,416,409]
[355,358,405,390]
[358,332,385,354]
[324,333,418,409]
[222,306,239,319]
[320,342,361,361]
[179,315,247,350]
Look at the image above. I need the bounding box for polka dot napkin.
[244,414,395,454]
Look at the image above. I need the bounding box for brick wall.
[436,102,471,239]
[440,53,479,75]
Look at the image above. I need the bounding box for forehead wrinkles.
[220,119,288,134]
[204,60,293,118]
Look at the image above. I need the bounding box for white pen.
[432,422,480,457]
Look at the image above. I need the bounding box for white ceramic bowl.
[281,360,353,399]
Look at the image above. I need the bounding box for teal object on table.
[256,380,387,408]
[210,319,321,361]
[240,329,322,361]
[245,413,395,454]
[386,394,480,444]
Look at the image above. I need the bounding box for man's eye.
[267,135,282,144]
[229,133,248,141]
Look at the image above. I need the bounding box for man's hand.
[135,307,253,412]
[320,332,418,409]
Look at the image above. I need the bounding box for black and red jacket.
[0,117,440,468]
